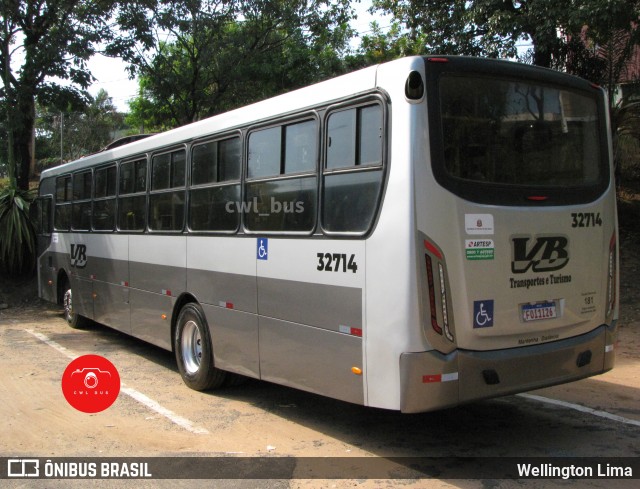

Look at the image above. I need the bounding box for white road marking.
[24,329,210,435]
[119,387,209,434]
[518,393,640,428]
[26,329,76,360]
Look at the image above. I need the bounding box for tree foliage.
[37,90,125,168]
[0,0,154,190]
[613,92,640,183]
[369,1,640,85]
[370,0,554,61]
[126,0,356,129]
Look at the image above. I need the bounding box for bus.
[32,56,618,412]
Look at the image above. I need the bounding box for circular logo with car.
[62,354,120,413]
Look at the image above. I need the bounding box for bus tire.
[175,303,226,391]
[61,279,88,329]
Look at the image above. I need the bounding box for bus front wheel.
[61,279,87,329]
[174,303,226,391]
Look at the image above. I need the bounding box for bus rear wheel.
[175,303,226,391]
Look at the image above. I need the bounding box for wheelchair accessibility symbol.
[473,300,494,328]
[257,238,268,260]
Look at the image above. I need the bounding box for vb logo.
[70,244,87,268]
[511,235,569,274]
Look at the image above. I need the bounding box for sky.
[87,1,387,112]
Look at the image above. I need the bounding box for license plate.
[521,302,557,322]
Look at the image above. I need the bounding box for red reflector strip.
[90,274,97,280]
[162,289,172,296]
[422,372,459,383]
[120,281,129,287]
[424,240,443,260]
[339,325,363,337]
[423,374,441,383]
[527,196,548,201]
[607,231,617,315]
[218,301,234,309]
[427,57,449,63]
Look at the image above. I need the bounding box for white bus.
[32,56,618,412]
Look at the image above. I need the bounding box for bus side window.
[118,158,147,232]
[71,170,92,231]
[189,136,241,232]
[93,165,117,231]
[322,103,384,234]
[149,149,186,232]
[245,119,317,233]
[54,175,72,231]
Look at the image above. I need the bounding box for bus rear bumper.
[399,323,617,413]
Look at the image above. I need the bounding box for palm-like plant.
[0,185,36,277]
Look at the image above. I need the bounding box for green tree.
[127,0,355,128]
[37,89,125,168]
[566,1,640,99]
[613,96,640,183]
[370,0,640,75]
[125,83,166,133]
[369,0,523,60]
[352,21,411,65]
[0,0,153,190]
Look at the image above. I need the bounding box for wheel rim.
[63,288,73,323]
[181,320,202,375]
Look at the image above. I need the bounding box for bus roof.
[40,62,381,178]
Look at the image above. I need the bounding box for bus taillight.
[607,232,617,317]
[438,262,453,341]
[424,239,454,342]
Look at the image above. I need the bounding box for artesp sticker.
[465,239,495,260]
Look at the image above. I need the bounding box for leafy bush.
[613,98,640,184]
[0,186,36,277]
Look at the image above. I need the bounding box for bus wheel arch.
[56,270,70,305]
[174,300,227,391]
[171,293,198,350]
[57,270,87,329]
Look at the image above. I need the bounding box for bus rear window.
[433,73,607,204]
